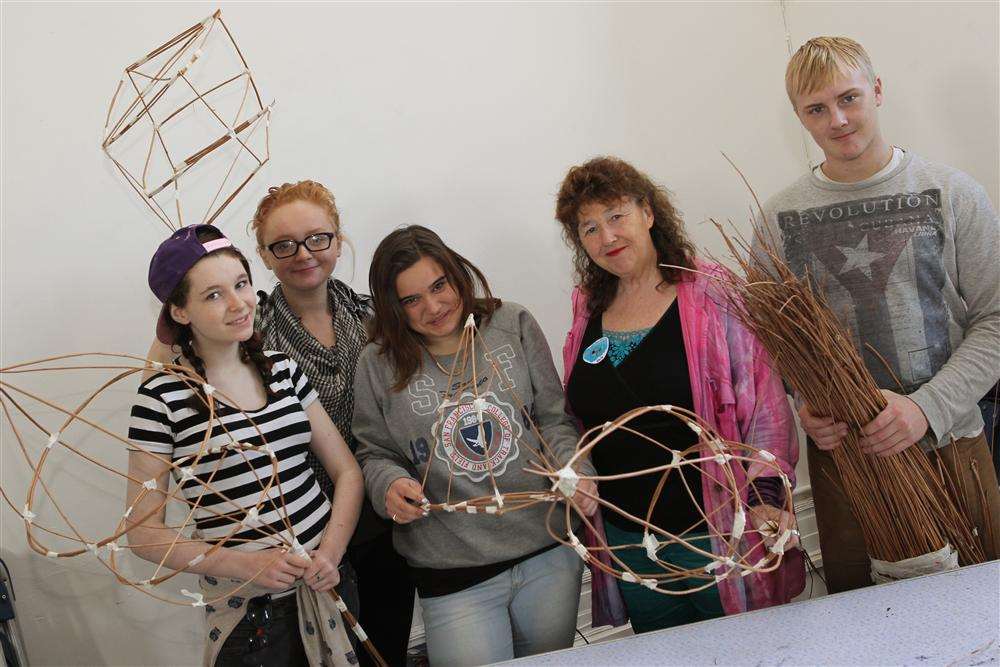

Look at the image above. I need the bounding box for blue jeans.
[419,545,583,666]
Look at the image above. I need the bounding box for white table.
[503,561,1000,666]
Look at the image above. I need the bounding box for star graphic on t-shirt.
[837,235,884,280]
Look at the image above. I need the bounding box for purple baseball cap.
[149,224,234,344]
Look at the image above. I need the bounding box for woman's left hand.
[571,479,600,517]
[748,504,799,552]
[304,547,341,592]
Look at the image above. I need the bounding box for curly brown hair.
[555,156,696,314]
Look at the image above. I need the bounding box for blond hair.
[250,180,341,247]
[785,36,876,103]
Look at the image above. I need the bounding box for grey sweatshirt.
[353,302,593,569]
[758,151,1000,448]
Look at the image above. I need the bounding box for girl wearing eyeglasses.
[250,182,415,667]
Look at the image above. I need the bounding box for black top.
[566,302,703,534]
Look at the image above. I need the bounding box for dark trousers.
[978,398,999,477]
[215,564,357,667]
[810,432,1000,594]
[930,432,1000,562]
[215,594,307,667]
[349,529,415,667]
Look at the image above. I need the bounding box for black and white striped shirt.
[128,353,330,553]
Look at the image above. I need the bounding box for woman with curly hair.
[554,156,805,633]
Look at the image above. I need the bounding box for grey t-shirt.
[759,151,1000,447]
[353,301,592,569]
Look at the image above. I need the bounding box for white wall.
[2,2,996,664]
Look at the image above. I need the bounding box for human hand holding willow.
[386,477,428,524]
[570,479,599,516]
[748,504,799,551]
[238,548,310,591]
[798,403,848,450]
[859,389,929,457]
[304,547,341,592]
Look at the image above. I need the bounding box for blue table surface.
[502,561,1000,666]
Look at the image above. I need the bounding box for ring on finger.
[392,513,398,522]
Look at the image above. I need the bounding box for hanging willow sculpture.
[102,10,273,231]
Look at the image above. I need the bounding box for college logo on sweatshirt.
[777,188,950,391]
[431,391,522,481]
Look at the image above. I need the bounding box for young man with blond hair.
[758,36,1000,593]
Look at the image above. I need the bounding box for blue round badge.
[583,336,610,364]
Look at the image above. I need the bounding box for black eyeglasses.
[265,232,336,259]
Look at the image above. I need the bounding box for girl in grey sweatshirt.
[352,225,594,666]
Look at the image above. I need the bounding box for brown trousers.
[809,432,1000,594]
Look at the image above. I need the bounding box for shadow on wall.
[4,548,203,666]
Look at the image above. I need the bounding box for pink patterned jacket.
[562,260,805,627]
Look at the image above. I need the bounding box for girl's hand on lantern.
[304,547,341,592]
[386,477,428,525]
[239,548,310,591]
[749,505,799,551]
[571,479,599,517]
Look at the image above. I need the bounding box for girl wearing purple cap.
[128,225,364,666]
[145,183,414,665]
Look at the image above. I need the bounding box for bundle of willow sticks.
[704,194,985,566]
